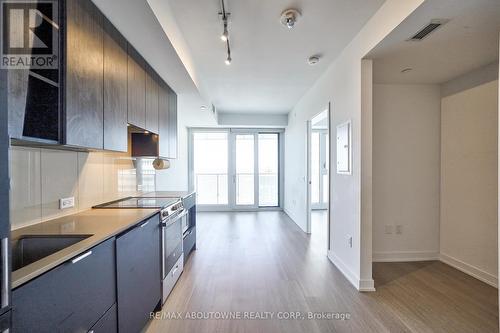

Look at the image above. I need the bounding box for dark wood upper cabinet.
[158,82,170,158]
[168,87,178,159]
[103,20,128,152]
[127,46,146,129]
[65,0,104,149]
[7,0,179,154]
[145,66,159,134]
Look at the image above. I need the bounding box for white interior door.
[311,130,329,210]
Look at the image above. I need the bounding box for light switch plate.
[59,197,75,210]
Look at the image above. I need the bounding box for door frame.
[306,104,332,253]
[188,127,285,212]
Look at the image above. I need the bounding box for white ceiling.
[368,0,500,84]
[149,0,386,114]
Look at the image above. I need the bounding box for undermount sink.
[12,234,92,271]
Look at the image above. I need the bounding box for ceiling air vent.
[407,19,449,41]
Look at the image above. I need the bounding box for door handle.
[71,251,92,264]
[171,264,179,277]
[1,237,8,308]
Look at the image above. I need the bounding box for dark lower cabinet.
[12,238,116,333]
[89,304,117,333]
[116,214,161,333]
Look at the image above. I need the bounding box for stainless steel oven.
[160,203,186,303]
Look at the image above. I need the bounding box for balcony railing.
[194,172,278,206]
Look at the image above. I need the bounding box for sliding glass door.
[191,129,281,210]
[193,132,229,206]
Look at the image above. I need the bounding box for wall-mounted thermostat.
[336,120,351,175]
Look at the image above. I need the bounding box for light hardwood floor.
[146,211,498,333]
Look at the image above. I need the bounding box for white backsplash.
[9,146,156,230]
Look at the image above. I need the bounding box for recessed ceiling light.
[200,106,207,110]
[308,55,320,65]
[401,67,413,73]
[280,9,301,29]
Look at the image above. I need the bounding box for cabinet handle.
[71,251,92,264]
[171,265,179,277]
[1,237,8,308]
[140,220,150,228]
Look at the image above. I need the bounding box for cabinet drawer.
[89,304,117,333]
[12,238,116,333]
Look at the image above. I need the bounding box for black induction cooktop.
[93,197,179,209]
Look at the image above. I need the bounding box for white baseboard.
[373,250,439,262]
[327,250,375,292]
[440,253,498,288]
[359,278,376,292]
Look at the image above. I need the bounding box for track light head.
[221,25,229,41]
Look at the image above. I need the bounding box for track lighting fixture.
[225,40,232,65]
[220,0,232,65]
[221,22,229,41]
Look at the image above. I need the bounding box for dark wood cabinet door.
[12,238,116,333]
[65,0,104,149]
[145,67,159,134]
[89,304,117,333]
[116,215,161,333]
[158,82,170,158]
[127,46,146,129]
[103,20,128,152]
[168,88,178,159]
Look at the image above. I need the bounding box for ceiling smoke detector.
[308,55,320,65]
[280,9,301,29]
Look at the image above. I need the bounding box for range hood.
[131,131,159,158]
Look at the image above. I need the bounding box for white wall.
[155,92,217,191]
[284,0,425,290]
[372,84,441,262]
[440,78,498,287]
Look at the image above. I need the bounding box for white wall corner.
[328,250,375,292]
[441,253,498,288]
[373,251,439,262]
[360,59,374,289]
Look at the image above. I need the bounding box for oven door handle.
[161,210,187,228]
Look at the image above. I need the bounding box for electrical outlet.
[59,197,75,210]
[347,235,353,248]
[385,225,393,234]
[396,225,403,235]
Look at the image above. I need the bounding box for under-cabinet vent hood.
[131,132,159,158]
[129,126,160,158]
